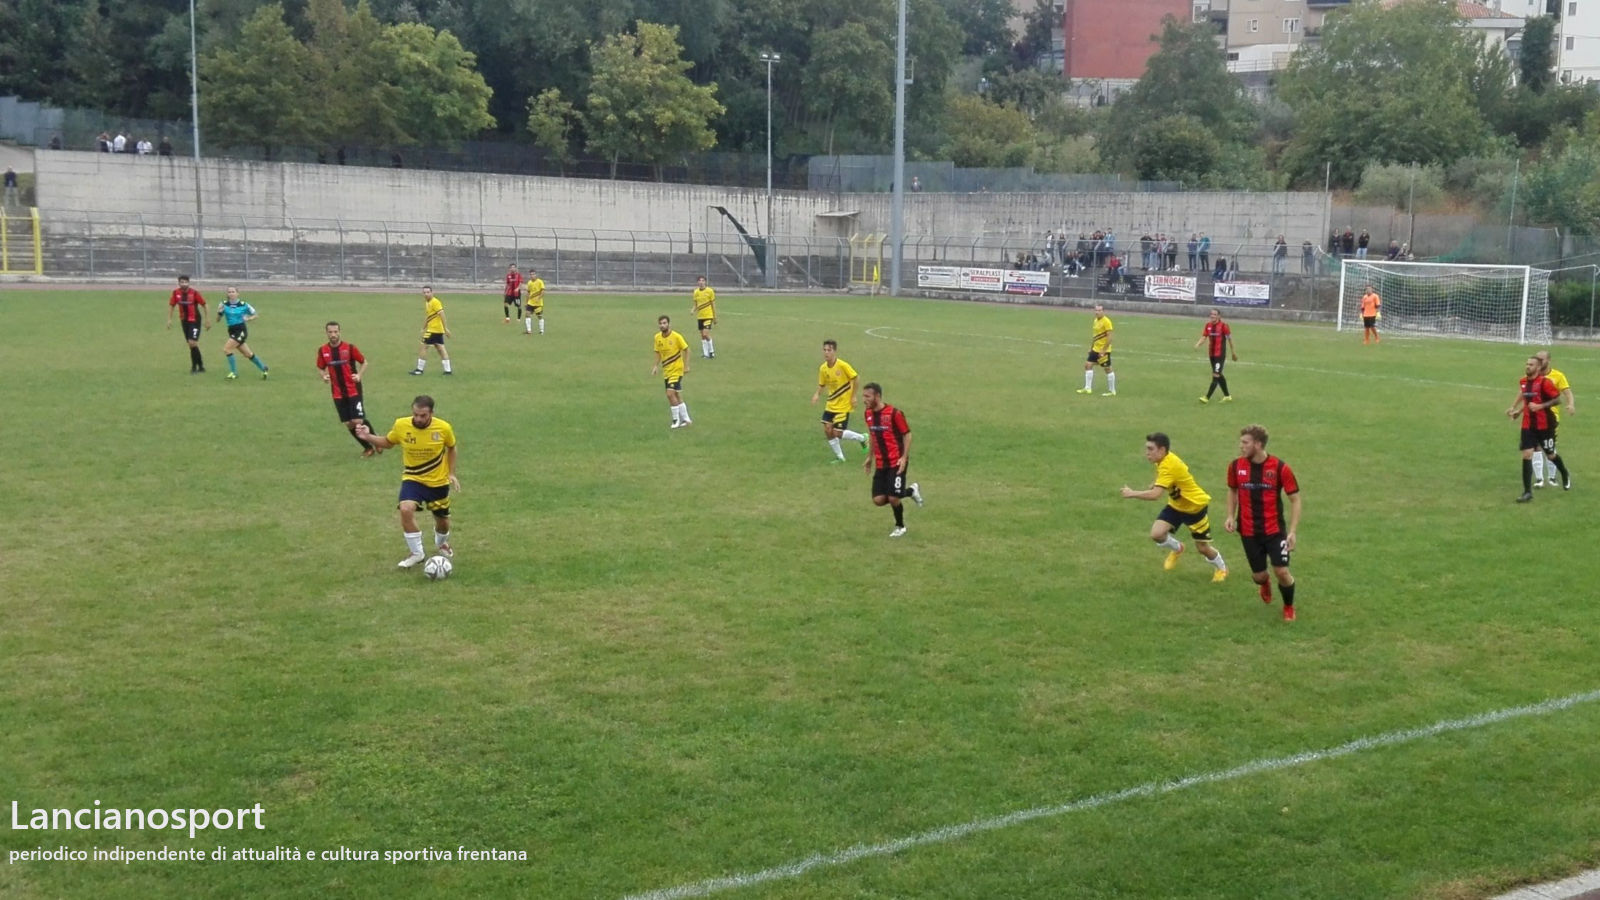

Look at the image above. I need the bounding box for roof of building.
[1380,0,1524,21]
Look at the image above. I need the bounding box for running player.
[1532,350,1575,488]
[1225,425,1301,621]
[1508,356,1569,501]
[1121,432,1228,582]
[503,263,524,323]
[862,382,924,537]
[216,287,269,380]
[1194,308,1236,403]
[164,274,210,373]
[1359,285,1381,345]
[1078,304,1115,396]
[316,321,379,457]
[355,395,460,568]
[523,268,546,335]
[693,276,717,358]
[810,339,869,462]
[651,315,692,428]
[410,285,452,375]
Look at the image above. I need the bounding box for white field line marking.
[623,688,1600,900]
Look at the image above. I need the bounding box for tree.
[62,2,119,110]
[939,0,1014,58]
[199,4,323,157]
[1353,162,1446,211]
[585,21,724,176]
[1279,1,1490,187]
[1523,137,1600,233]
[985,68,1063,120]
[306,0,406,147]
[386,22,497,143]
[803,23,892,155]
[0,0,73,102]
[1130,115,1222,186]
[1519,15,1556,93]
[940,95,1034,168]
[526,87,579,171]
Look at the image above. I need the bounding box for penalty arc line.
[622,687,1600,900]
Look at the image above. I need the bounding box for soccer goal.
[1338,260,1553,344]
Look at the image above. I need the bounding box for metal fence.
[37,210,1351,310]
[806,155,1180,194]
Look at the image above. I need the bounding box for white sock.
[538,318,544,334]
[670,405,681,425]
[1533,452,1545,480]
[442,359,452,373]
[524,317,532,333]
[1158,535,1183,552]
[706,338,714,355]
[676,402,691,422]
[701,339,710,356]
[1107,373,1117,393]
[1084,370,1094,390]
[1207,551,1227,570]
[434,529,450,547]
[841,429,865,442]
[404,532,424,556]
[829,437,844,460]
[415,358,426,371]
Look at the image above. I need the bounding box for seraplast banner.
[1144,274,1197,302]
[1002,271,1051,295]
[1213,281,1271,306]
[958,267,1005,292]
[916,265,960,289]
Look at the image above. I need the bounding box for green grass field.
[2,287,1598,900]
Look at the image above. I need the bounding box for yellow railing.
[849,232,884,292]
[0,206,43,275]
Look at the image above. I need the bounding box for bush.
[1548,278,1598,327]
[1354,162,1446,210]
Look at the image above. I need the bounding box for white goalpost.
[1337,260,1553,344]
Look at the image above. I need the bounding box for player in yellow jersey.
[1078,304,1116,396]
[409,285,453,376]
[1533,350,1576,488]
[1120,431,1228,582]
[355,395,461,569]
[651,315,693,428]
[522,268,547,336]
[693,276,717,358]
[810,339,869,462]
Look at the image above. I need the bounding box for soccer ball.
[423,555,452,581]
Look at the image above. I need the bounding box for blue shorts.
[1158,504,1211,542]
[398,480,450,516]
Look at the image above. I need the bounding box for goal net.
[1338,260,1552,344]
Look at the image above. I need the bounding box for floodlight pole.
[189,0,205,276]
[760,52,779,241]
[888,0,907,296]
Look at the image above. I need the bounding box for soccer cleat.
[1516,492,1533,503]
[889,526,907,538]
[261,368,270,380]
[504,317,510,323]
[1211,568,1228,583]
[909,482,924,507]
[1222,396,1234,403]
[680,418,692,426]
[1075,388,1092,394]
[437,543,453,558]
[1259,582,1273,604]
[670,421,682,429]
[442,371,452,376]
[1198,396,1208,404]
[361,447,377,458]
[1534,479,1545,488]
[225,372,237,380]
[408,369,424,376]
[1283,605,1296,622]
[860,437,869,454]
[1163,545,1184,570]
[709,352,715,359]
[1563,474,1572,491]
[397,552,425,569]
[1102,391,1116,397]
[829,458,844,465]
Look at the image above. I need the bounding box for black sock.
[1280,581,1296,608]
[1551,454,1570,480]
[189,345,203,369]
[351,427,370,448]
[892,503,905,527]
[1206,380,1217,398]
[1218,375,1230,396]
[1522,458,1533,492]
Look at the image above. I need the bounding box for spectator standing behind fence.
[1187,234,1200,272]
[137,138,153,155]
[1199,233,1211,271]
[1272,236,1288,275]
[1341,228,1355,257]
[1104,230,1116,267]
[1166,235,1180,271]
[48,135,62,150]
[3,168,16,207]
[1328,229,1339,255]
[1139,233,1153,270]
[1357,229,1370,259]
[1301,239,1314,274]
[97,132,111,152]
[112,132,127,153]
[158,136,173,156]
[910,176,922,192]
[1386,240,1400,261]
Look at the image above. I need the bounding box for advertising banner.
[1143,274,1197,302]
[1213,282,1271,306]
[916,266,960,289]
[1002,270,1051,295]
[958,267,1005,292]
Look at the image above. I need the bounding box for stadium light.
[889,0,907,296]
[759,51,780,250]
[189,0,205,275]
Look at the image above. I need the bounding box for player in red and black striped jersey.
[316,321,380,457]
[503,263,524,323]
[1507,356,1569,502]
[163,274,211,373]
[861,382,924,537]
[1224,425,1301,621]
[1193,308,1237,403]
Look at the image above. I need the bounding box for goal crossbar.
[1337,259,1551,345]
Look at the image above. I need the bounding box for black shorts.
[663,376,683,391]
[697,318,714,331]
[398,480,450,516]
[504,293,520,304]
[1087,350,1112,369]
[1240,533,1291,573]
[227,324,248,344]
[181,321,202,341]
[1363,316,1377,328]
[332,394,366,423]
[1210,356,1226,375]
[1521,428,1556,453]
[422,332,445,345]
[1157,504,1213,542]
[822,411,850,430]
[871,465,909,499]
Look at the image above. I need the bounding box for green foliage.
[62,2,119,111]
[386,23,497,144]
[1353,162,1446,211]
[1519,16,1556,93]
[526,88,580,168]
[1280,1,1490,187]
[1547,277,1599,326]
[940,94,1035,168]
[1522,136,1600,233]
[984,68,1063,120]
[585,22,724,174]
[0,0,72,100]
[305,0,406,147]
[939,0,1014,58]
[1130,115,1221,186]
[199,4,323,156]
[1445,155,1518,211]
[804,23,893,155]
